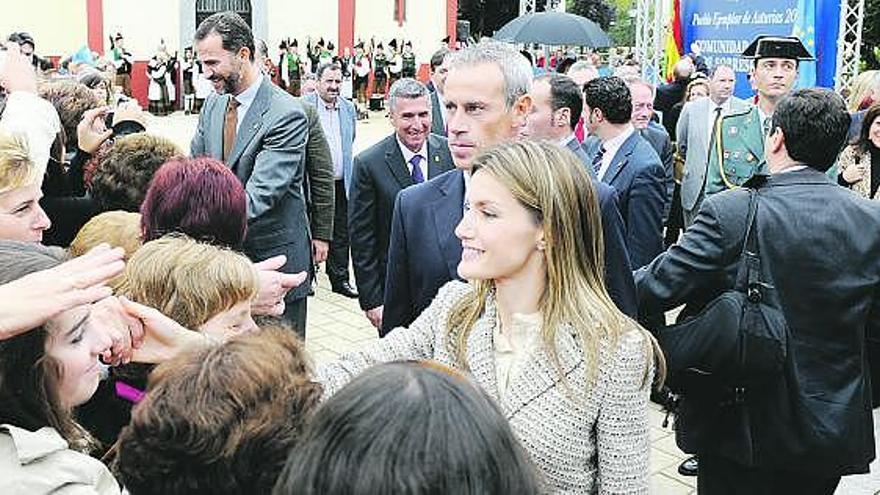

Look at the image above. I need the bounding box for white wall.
[104,0,182,58]
[0,1,88,58]
[355,0,447,65]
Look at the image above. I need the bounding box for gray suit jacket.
[677,96,750,212]
[191,77,312,300]
[303,92,357,196]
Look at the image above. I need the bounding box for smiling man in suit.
[190,11,311,334]
[382,42,638,336]
[677,64,748,226]
[349,78,454,329]
[582,76,667,269]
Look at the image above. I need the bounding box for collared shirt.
[316,96,345,179]
[776,164,808,175]
[397,136,428,180]
[757,106,771,140]
[233,74,262,131]
[558,132,578,148]
[462,169,472,213]
[598,124,635,181]
[706,98,732,148]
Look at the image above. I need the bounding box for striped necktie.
[592,145,606,176]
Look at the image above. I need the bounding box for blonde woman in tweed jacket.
[318,142,665,494]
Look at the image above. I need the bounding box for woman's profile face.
[45,305,112,408]
[455,170,544,282]
[198,300,258,342]
[869,114,880,149]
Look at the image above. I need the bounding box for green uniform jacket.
[704,105,766,197]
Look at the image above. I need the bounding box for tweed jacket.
[318,281,652,494]
[837,145,880,201]
[0,424,120,494]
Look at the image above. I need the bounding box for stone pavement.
[151,108,879,494]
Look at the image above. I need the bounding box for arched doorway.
[195,0,252,28]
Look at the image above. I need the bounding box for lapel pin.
[434,155,439,162]
[730,126,738,135]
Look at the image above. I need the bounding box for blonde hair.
[69,211,143,289]
[119,235,259,330]
[847,70,880,111]
[446,141,665,391]
[0,131,42,195]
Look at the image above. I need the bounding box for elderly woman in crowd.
[317,141,665,493]
[69,211,143,289]
[117,327,322,495]
[276,361,540,494]
[89,133,183,212]
[140,157,247,249]
[77,235,259,446]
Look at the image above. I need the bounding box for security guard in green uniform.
[704,36,814,196]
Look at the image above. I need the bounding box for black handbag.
[656,189,789,388]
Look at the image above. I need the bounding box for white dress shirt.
[232,74,262,131]
[397,136,428,180]
[706,98,732,148]
[317,96,345,179]
[598,124,635,181]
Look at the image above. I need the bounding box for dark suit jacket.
[584,132,667,269]
[430,90,446,137]
[635,169,880,476]
[349,133,454,311]
[381,166,638,336]
[639,122,675,220]
[191,77,312,301]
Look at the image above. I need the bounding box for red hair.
[140,157,247,249]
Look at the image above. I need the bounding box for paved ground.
[151,109,880,494]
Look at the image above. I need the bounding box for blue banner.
[681,0,840,98]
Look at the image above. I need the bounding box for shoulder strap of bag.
[734,189,761,294]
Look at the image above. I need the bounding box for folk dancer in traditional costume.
[372,43,389,98]
[110,33,133,97]
[353,42,371,106]
[401,41,416,79]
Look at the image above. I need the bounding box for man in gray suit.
[303,63,358,298]
[191,12,311,334]
[678,64,749,226]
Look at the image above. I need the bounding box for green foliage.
[566,0,616,29]
[865,0,880,69]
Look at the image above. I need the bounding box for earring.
[537,240,546,251]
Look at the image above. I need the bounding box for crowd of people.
[11,30,431,119]
[0,8,879,495]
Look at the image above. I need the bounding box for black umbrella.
[493,11,611,47]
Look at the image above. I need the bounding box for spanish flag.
[664,0,683,82]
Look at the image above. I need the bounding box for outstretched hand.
[252,255,308,315]
[0,244,125,341]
